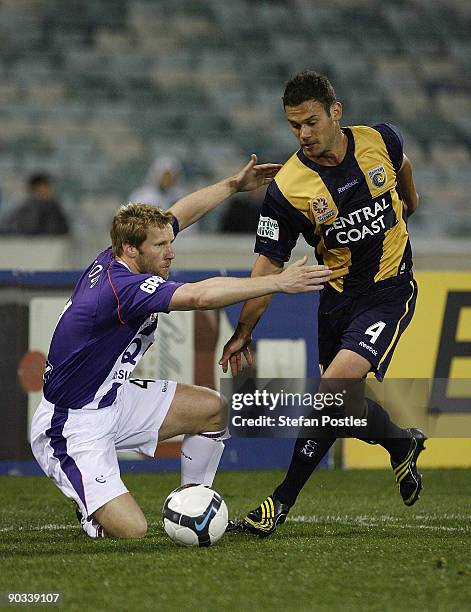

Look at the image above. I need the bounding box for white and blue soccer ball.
[162,484,228,547]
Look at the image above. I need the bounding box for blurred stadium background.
[0,0,470,265]
[0,0,470,469]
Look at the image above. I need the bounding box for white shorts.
[31,379,177,518]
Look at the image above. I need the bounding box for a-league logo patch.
[310,196,336,224]
[368,165,387,188]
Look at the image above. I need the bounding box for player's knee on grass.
[97,514,148,540]
[104,518,148,539]
[94,493,148,539]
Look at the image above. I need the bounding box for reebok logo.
[359,341,378,356]
[337,178,359,193]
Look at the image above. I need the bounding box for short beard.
[135,252,154,276]
[138,253,170,279]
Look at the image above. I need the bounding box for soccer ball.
[162,484,228,547]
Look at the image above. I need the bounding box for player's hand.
[219,323,253,376]
[277,256,331,293]
[232,154,282,192]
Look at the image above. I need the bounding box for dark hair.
[28,173,51,189]
[283,71,337,114]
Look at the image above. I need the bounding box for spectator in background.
[128,156,187,210]
[128,156,197,235]
[4,173,69,236]
[220,190,264,234]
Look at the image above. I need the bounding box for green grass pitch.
[1,469,470,611]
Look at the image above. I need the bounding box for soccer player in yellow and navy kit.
[220,71,427,536]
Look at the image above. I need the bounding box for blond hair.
[111,203,174,257]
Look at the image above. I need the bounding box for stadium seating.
[0,0,469,244]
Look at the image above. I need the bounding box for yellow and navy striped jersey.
[254,123,412,296]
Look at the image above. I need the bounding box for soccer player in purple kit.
[30,155,331,539]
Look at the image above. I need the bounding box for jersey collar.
[115,258,132,272]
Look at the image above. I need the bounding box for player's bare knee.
[122,517,148,539]
[104,515,148,539]
[93,496,148,539]
[203,391,228,432]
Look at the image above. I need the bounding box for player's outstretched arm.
[169,256,330,314]
[397,154,419,216]
[219,254,282,375]
[168,155,282,230]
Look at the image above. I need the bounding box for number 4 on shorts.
[365,321,386,344]
[130,379,155,389]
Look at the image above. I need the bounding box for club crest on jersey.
[368,165,387,188]
[310,196,336,224]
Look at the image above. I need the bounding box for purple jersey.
[43,233,183,409]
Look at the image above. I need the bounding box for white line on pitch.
[2,516,471,534]
[287,515,471,533]
[0,523,76,533]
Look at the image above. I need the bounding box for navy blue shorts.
[318,275,417,381]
